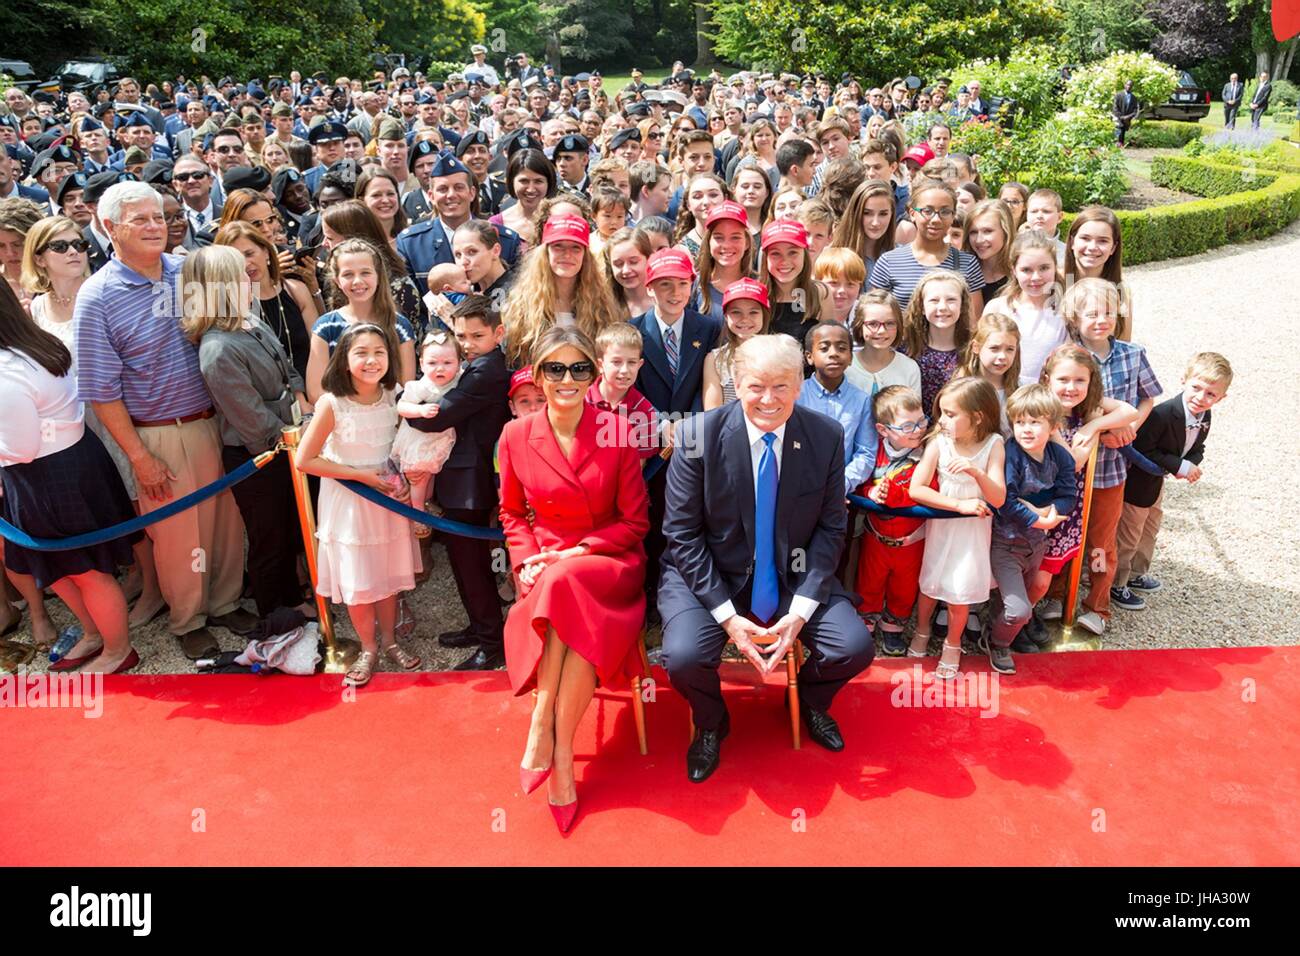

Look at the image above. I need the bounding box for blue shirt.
[796,375,878,494]
[312,310,416,354]
[994,440,1078,544]
[75,254,212,421]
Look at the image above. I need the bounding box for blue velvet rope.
[340,480,507,540]
[847,494,967,520]
[0,454,266,552]
[1120,444,1165,477]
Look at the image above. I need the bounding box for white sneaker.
[1039,599,1063,621]
[1075,611,1106,636]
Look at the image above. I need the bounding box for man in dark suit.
[407,294,513,670]
[1221,73,1244,129]
[1250,71,1272,130]
[1112,80,1139,146]
[659,334,875,782]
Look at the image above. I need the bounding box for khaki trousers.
[1115,485,1164,587]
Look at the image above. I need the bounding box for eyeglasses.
[647,131,663,140]
[539,360,595,383]
[862,320,897,332]
[173,170,209,182]
[913,206,955,221]
[883,417,928,435]
[1002,197,1024,208]
[39,238,91,254]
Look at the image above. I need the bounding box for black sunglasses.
[41,238,91,254]
[539,360,595,383]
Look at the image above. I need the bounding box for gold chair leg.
[787,650,801,750]
[631,675,648,756]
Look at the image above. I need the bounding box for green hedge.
[1126,120,1205,149]
[1060,153,1300,265]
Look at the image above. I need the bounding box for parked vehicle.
[51,58,124,94]
[1142,71,1211,122]
[0,58,40,91]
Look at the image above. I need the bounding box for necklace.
[48,290,74,307]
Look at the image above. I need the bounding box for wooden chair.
[690,636,805,749]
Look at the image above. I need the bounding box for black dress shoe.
[800,706,845,752]
[686,714,730,783]
[438,626,478,648]
[453,648,506,671]
[209,607,259,635]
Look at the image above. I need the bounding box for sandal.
[936,641,962,680]
[412,519,432,539]
[907,633,931,658]
[382,641,421,670]
[344,650,378,686]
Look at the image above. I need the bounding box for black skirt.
[1,428,141,589]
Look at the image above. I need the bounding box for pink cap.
[645,247,696,283]
[760,219,809,251]
[902,143,935,167]
[705,199,748,230]
[721,277,770,311]
[508,367,537,398]
[541,214,590,247]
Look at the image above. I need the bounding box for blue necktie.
[752,432,779,622]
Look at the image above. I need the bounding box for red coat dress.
[498,405,650,695]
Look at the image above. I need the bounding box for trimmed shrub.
[1125,120,1205,149]
[1150,155,1279,198]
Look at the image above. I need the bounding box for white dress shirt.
[187,199,216,229]
[710,416,820,625]
[1177,398,1207,476]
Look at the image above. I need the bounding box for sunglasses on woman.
[539,360,595,383]
[40,238,91,254]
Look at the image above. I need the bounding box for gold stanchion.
[1058,443,1102,652]
[281,425,358,673]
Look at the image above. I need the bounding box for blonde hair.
[502,241,620,368]
[1060,276,1128,341]
[1005,383,1064,427]
[595,321,644,358]
[902,269,972,358]
[181,245,250,343]
[812,246,866,286]
[21,216,88,294]
[1000,228,1064,308]
[959,311,1022,387]
[962,199,1015,277]
[795,198,834,232]
[1185,351,1233,387]
[872,383,922,425]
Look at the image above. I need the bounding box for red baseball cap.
[760,219,809,251]
[705,199,748,230]
[646,247,696,283]
[541,214,590,247]
[721,277,770,311]
[902,143,935,167]
[508,367,538,398]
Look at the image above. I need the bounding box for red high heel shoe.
[548,794,579,833]
[519,765,552,795]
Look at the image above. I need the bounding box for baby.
[391,331,463,535]
[423,262,473,331]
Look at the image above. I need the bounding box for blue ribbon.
[0,454,266,552]
[847,493,967,520]
[340,480,507,540]
[1120,444,1164,477]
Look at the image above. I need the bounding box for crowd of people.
[0,50,1233,828]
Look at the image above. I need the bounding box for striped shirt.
[868,243,986,311]
[312,310,416,355]
[1088,337,1162,489]
[75,253,212,421]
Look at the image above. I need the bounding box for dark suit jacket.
[408,346,511,511]
[82,223,111,272]
[628,306,722,415]
[1123,393,1210,508]
[658,402,850,622]
[1251,82,1272,110]
[395,216,523,297]
[1113,91,1139,123]
[1222,82,1243,106]
[402,188,433,224]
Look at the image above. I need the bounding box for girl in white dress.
[392,331,461,536]
[294,324,423,687]
[908,377,1007,679]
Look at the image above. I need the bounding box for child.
[590,185,631,256]
[856,386,932,656]
[295,323,423,687]
[587,323,658,458]
[846,290,921,396]
[908,377,1006,679]
[507,366,546,417]
[982,384,1075,672]
[1114,352,1231,608]
[702,277,771,409]
[998,182,1029,230]
[1034,344,1139,631]
[393,331,462,535]
[770,186,805,223]
[958,311,1022,436]
[901,269,972,416]
[424,261,473,329]
[797,322,878,497]
[796,199,835,264]
[812,246,867,328]
[307,238,417,402]
[983,229,1066,385]
[1060,278,1160,633]
[1024,188,1067,267]
[762,220,823,353]
[946,208,966,250]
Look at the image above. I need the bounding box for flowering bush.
[1063,50,1179,115]
[948,43,1068,127]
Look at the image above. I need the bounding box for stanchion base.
[322,639,362,674]
[1055,626,1102,652]
[0,640,36,673]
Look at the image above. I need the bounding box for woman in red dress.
[497,326,650,832]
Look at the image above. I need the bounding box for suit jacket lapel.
[775,411,806,561]
[673,311,707,395]
[724,404,756,557]
[527,409,583,493]
[640,309,673,391]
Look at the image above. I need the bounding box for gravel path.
[4,223,1299,673]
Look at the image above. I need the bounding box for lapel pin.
[692,340,701,349]
[793,441,801,450]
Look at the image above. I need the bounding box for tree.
[0,0,94,75]
[472,0,545,59]
[538,0,634,64]
[1229,0,1297,80]
[1148,0,1250,68]
[711,0,1062,81]
[363,0,486,61]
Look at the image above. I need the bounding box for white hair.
[734,334,803,383]
[99,182,163,226]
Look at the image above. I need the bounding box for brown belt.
[130,408,216,428]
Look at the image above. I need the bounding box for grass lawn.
[1197,106,1294,139]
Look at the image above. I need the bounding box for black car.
[52,58,124,94]
[0,58,40,91]
[1142,70,1211,122]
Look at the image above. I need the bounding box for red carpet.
[2,646,1296,866]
